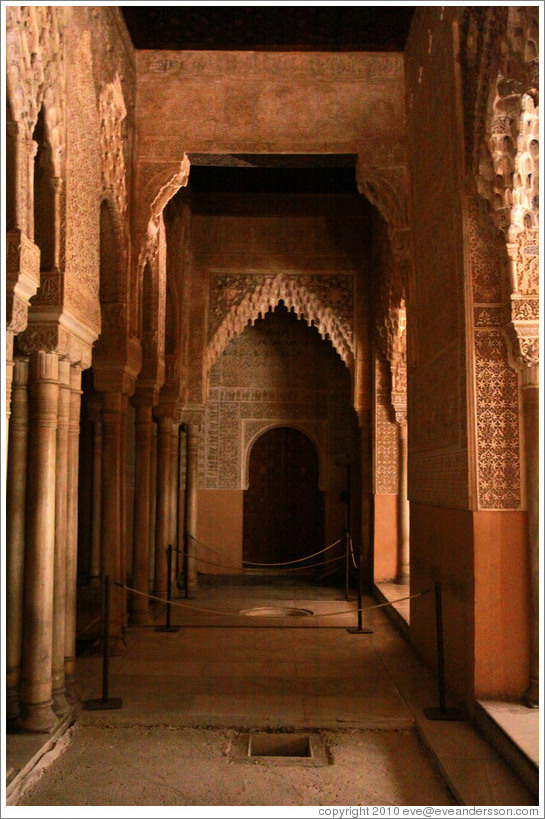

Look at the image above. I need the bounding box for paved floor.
[4,576,540,810]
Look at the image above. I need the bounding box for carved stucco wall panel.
[468,197,522,509]
[374,351,398,494]
[64,24,102,333]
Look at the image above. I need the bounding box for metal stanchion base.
[154,625,180,632]
[423,707,464,721]
[347,627,373,634]
[85,697,123,711]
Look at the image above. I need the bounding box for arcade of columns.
[4,6,539,733]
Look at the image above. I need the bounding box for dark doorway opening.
[243,426,324,570]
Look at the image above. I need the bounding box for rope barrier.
[172,546,345,575]
[113,580,432,621]
[186,533,344,567]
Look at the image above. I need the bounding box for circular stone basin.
[240,606,314,617]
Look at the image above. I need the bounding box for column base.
[64,679,79,705]
[6,689,20,721]
[524,677,539,708]
[130,607,150,626]
[107,635,126,656]
[52,688,71,715]
[17,701,58,733]
[394,574,410,586]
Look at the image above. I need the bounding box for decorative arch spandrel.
[205,272,354,375]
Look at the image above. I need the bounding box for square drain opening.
[248,733,312,758]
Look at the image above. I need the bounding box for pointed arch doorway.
[243,426,324,570]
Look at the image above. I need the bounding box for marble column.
[131,401,153,623]
[6,357,29,720]
[99,391,124,652]
[120,394,128,631]
[51,359,71,714]
[170,420,180,582]
[26,138,38,243]
[522,372,539,707]
[176,426,187,585]
[154,415,172,598]
[64,366,82,699]
[395,419,410,585]
[19,351,59,732]
[5,331,14,445]
[149,422,158,591]
[88,399,102,586]
[185,422,200,588]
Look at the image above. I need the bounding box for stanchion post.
[156,545,180,633]
[424,581,464,721]
[347,538,372,635]
[86,575,122,711]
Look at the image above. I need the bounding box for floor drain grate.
[231,732,330,766]
[248,733,312,758]
[239,606,313,617]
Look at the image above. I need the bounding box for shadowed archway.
[243,426,324,569]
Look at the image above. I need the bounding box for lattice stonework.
[469,199,522,509]
[374,352,398,494]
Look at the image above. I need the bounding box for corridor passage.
[9,577,537,808]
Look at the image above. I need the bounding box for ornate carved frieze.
[138,50,403,81]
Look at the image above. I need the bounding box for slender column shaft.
[170,421,180,582]
[99,392,124,651]
[522,381,539,707]
[5,331,14,446]
[26,139,38,242]
[120,395,128,630]
[51,360,71,714]
[396,421,410,584]
[89,415,102,584]
[149,422,158,591]
[185,423,200,587]
[19,351,59,732]
[64,366,82,698]
[177,426,187,584]
[154,416,172,597]
[131,403,153,623]
[6,358,29,720]
[51,178,63,270]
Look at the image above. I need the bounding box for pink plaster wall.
[410,504,530,703]
[197,490,243,575]
[473,511,530,699]
[409,503,475,706]
[373,494,398,581]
